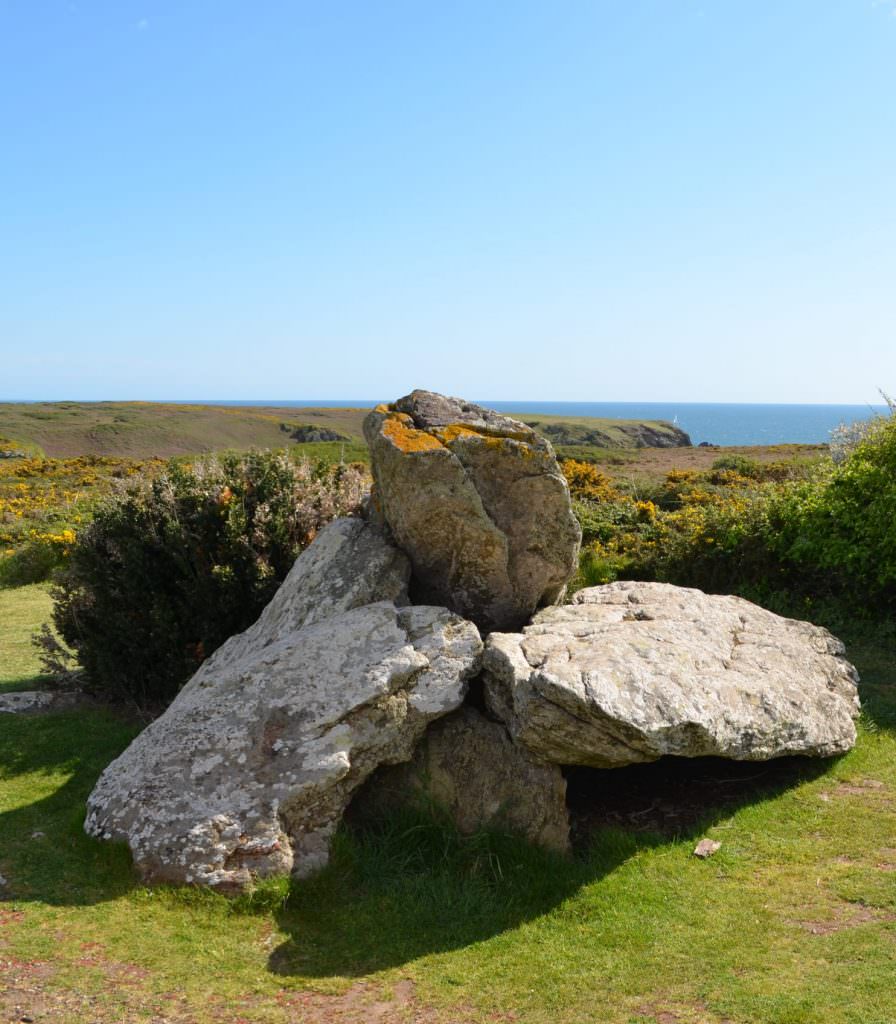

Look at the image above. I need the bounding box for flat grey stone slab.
[484,581,861,768]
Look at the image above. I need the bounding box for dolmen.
[85,390,861,890]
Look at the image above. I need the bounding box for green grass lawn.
[0,583,55,692]
[0,589,894,1023]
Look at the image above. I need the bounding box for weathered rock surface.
[352,706,570,853]
[197,515,410,669]
[85,517,480,890]
[484,581,860,767]
[86,601,481,889]
[0,691,82,714]
[364,390,581,632]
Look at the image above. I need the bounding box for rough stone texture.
[0,691,81,714]
[693,839,722,859]
[85,602,482,890]
[364,390,581,632]
[352,707,570,853]
[484,581,860,768]
[197,516,411,671]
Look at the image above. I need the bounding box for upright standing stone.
[364,390,581,632]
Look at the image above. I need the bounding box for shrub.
[781,413,896,595]
[561,460,622,502]
[710,454,760,478]
[0,529,74,587]
[581,408,896,615]
[47,451,367,709]
[829,392,894,464]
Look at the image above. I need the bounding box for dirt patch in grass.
[634,997,736,1023]
[875,848,896,871]
[796,901,896,936]
[266,980,487,1024]
[833,778,888,797]
[0,970,491,1024]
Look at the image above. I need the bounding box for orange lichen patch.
[434,423,537,452]
[473,433,539,458]
[373,403,390,413]
[378,413,538,456]
[433,424,482,444]
[381,413,444,453]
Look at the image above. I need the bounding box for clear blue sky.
[1,1,894,403]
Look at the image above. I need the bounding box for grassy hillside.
[519,414,689,449]
[0,402,370,459]
[0,402,688,460]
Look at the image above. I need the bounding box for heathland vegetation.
[0,401,687,461]
[0,404,894,1022]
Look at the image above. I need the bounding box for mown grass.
[1,592,895,1022]
[0,583,54,692]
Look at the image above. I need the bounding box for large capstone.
[364,390,581,632]
[84,519,481,890]
[484,581,860,768]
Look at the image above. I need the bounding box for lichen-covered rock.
[85,602,481,890]
[352,706,570,853]
[364,390,581,632]
[198,515,411,670]
[484,581,860,768]
[0,691,81,714]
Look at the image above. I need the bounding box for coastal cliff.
[522,417,691,449]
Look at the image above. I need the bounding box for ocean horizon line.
[2,399,890,409]
[1,397,890,445]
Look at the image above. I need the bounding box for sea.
[197,400,891,448]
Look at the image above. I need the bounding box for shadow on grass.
[846,636,896,734]
[565,753,832,841]
[268,751,836,979]
[0,709,140,906]
[0,700,869,975]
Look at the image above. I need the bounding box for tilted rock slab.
[85,518,482,890]
[364,390,581,632]
[202,515,412,665]
[484,581,860,768]
[352,706,570,853]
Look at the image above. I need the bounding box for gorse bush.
[0,452,162,584]
[569,407,896,620]
[0,530,75,587]
[779,412,896,593]
[48,451,367,708]
[710,454,760,479]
